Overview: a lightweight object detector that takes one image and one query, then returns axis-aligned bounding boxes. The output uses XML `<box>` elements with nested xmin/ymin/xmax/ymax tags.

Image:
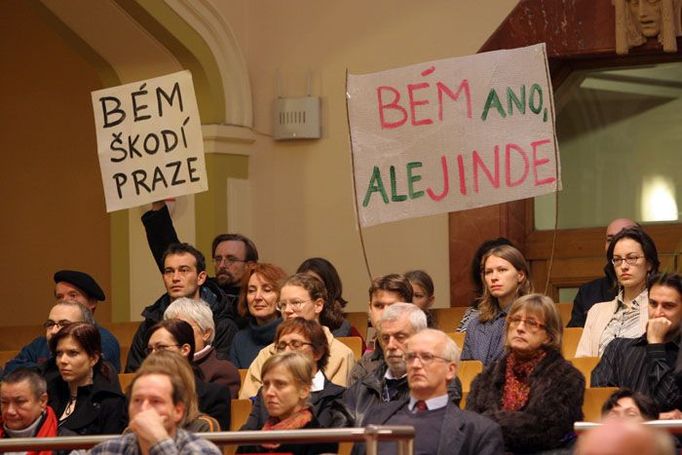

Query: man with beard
<box><xmin>142</xmin><ymin>201</ymin><xmax>258</xmax><ymax>325</ymax></box>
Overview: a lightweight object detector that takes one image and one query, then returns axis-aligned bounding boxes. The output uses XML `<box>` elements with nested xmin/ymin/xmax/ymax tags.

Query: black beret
<box><xmin>53</xmin><ymin>270</ymin><xmax>105</xmax><ymax>301</ymax></box>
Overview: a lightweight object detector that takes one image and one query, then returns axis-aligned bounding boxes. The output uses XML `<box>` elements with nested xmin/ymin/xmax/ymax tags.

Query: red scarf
<box><xmin>260</xmin><ymin>406</ymin><xmax>313</xmax><ymax>449</ymax></box>
<box><xmin>502</xmin><ymin>351</ymin><xmax>546</xmax><ymax>411</ymax></box>
<box><xmin>0</xmin><ymin>406</ymin><xmax>58</xmax><ymax>455</ymax></box>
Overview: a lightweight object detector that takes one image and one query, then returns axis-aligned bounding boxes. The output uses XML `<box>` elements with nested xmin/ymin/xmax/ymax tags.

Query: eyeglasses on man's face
<box><xmin>213</xmin><ymin>256</ymin><xmax>246</xmax><ymax>266</ymax></box>
<box><xmin>43</xmin><ymin>320</ymin><xmax>73</xmax><ymax>330</ymax></box>
<box><xmin>611</xmin><ymin>255</ymin><xmax>643</xmax><ymax>267</ymax></box>
<box><xmin>275</xmin><ymin>299</ymin><xmax>312</xmax><ymax>312</ymax></box>
<box><xmin>404</xmin><ymin>351</ymin><xmax>450</xmax><ymax>365</ymax></box>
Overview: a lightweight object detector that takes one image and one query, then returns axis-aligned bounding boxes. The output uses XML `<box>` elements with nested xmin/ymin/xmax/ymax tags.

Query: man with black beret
<box><xmin>52</xmin><ymin>270</ymin><xmax>121</xmax><ymax>372</ymax></box>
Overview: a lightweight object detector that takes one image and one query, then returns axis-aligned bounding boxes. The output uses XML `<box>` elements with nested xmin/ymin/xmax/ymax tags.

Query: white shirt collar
<box><xmin>311</xmin><ymin>370</ymin><xmax>325</xmax><ymax>392</ymax></box>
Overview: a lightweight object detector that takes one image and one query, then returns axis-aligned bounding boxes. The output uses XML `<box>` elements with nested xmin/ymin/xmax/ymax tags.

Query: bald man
<box><xmin>569</xmin><ymin>218</ymin><xmax>637</xmax><ymax>327</ymax></box>
<box><xmin>575</xmin><ymin>420</ymin><xmax>674</xmax><ymax>455</ymax></box>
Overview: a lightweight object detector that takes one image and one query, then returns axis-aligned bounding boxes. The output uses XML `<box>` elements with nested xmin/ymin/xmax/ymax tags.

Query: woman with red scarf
<box><xmin>237</xmin><ymin>351</ymin><xmax>337</xmax><ymax>455</ymax></box>
<box><xmin>466</xmin><ymin>294</ymin><xmax>585</xmax><ymax>454</ymax></box>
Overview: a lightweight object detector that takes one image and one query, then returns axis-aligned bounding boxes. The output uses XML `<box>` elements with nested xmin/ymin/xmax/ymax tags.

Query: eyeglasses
<box><xmin>611</xmin><ymin>255</ymin><xmax>643</xmax><ymax>267</ymax></box>
<box><xmin>43</xmin><ymin>320</ymin><xmax>73</xmax><ymax>330</ymax></box>
<box><xmin>274</xmin><ymin>340</ymin><xmax>313</xmax><ymax>352</ymax></box>
<box><xmin>508</xmin><ymin>316</ymin><xmax>546</xmax><ymax>331</ymax></box>
<box><xmin>145</xmin><ymin>344</ymin><xmax>181</xmax><ymax>355</ymax></box>
<box><xmin>404</xmin><ymin>352</ymin><xmax>450</xmax><ymax>365</ymax></box>
<box><xmin>276</xmin><ymin>299</ymin><xmax>312</xmax><ymax>312</ymax></box>
<box><xmin>213</xmin><ymin>256</ymin><xmax>246</xmax><ymax>266</ymax></box>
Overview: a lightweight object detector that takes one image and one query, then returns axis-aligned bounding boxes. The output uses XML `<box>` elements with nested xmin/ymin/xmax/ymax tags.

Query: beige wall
<box><xmin>215</xmin><ymin>1</ymin><xmax>517</xmax><ymax>311</ymax></box>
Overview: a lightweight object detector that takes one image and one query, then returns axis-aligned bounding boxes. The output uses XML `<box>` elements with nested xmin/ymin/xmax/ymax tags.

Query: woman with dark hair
<box><xmin>237</xmin><ymin>352</ymin><xmax>338</xmax><ymax>455</ymax></box>
<box><xmin>576</xmin><ymin>227</ymin><xmax>660</xmax><ymax>357</ymax></box>
<box><xmin>242</xmin><ymin>318</ymin><xmax>350</xmax><ymax>431</ymax></box>
<box><xmin>297</xmin><ymin>257</ymin><xmax>363</xmax><ymax>339</ymax></box>
<box><xmin>457</xmin><ymin>238</ymin><xmax>514</xmax><ymax>332</ymax></box>
<box><xmin>405</xmin><ymin>270</ymin><xmax>436</xmax><ymax>327</ymax></box>
<box><xmin>461</xmin><ymin>244</ymin><xmax>532</xmax><ymax>365</ymax></box>
<box><xmin>467</xmin><ymin>294</ymin><xmax>585</xmax><ymax>453</ymax></box>
<box><xmin>146</xmin><ymin>319</ymin><xmax>231</xmax><ymax>430</ymax></box>
<box><xmin>230</xmin><ymin>263</ymin><xmax>287</xmax><ymax>368</ymax></box>
<box><xmin>45</xmin><ymin>322</ymin><xmax>127</xmax><ymax>435</ymax></box>
<box><xmin>601</xmin><ymin>388</ymin><xmax>658</xmax><ymax>422</ymax></box>
<box><xmin>240</xmin><ymin>273</ymin><xmax>355</xmax><ymax>399</ymax></box>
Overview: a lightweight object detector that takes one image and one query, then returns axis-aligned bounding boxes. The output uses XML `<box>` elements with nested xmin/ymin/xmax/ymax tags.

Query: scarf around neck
<box><xmin>261</xmin><ymin>406</ymin><xmax>313</xmax><ymax>449</ymax></box>
<box><xmin>502</xmin><ymin>350</ymin><xmax>547</xmax><ymax>411</ymax></box>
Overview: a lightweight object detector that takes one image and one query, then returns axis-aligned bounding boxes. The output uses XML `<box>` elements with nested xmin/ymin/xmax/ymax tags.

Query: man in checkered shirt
<box><xmin>89</xmin><ymin>370</ymin><xmax>220</xmax><ymax>454</ymax></box>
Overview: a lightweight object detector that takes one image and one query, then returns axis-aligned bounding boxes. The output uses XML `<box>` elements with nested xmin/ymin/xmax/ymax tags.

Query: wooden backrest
<box><xmin>230</xmin><ymin>398</ymin><xmax>253</xmax><ymax>431</ymax></box>
<box><xmin>99</xmin><ymin>321</ymin><xmax>141</xmax><ymax>348</ymax></box>
<box><xmin>337</xmin><ymin>336</ymin><xmax>363</xmax><ymax>361</ymax></box>
<box><xmin>447</xmin><ymin>332</ymin><xmax>466</xmax><ymax>350</ymax></box>
<box><xmin>557</xmin><ymin>302</ymin><xmax>573</xmax><ymax>327</ymax></box>
<box><xmin>118</xmin><ymin>373</ymin><xmax>135</xmax><ymax>393</ymax></box>
<box><xmin>583</xmin><ymin>387</ymin><xmax>618</xmax><ymax>422</ymax></box>
<box><xmin>432</xmin><ymin>307</ymin><xmax>467</xmax><ymax>332</ymax></box>
<box><xmin>562</xmin><ymin>327</ymin><xmax>583</xmax><ymax>359</ymax></box>
<box><xmin>458</xmin><ymin>360</ymin><xmax>483</xmax><ymax>393</ymax></box>
<box><xmin>569</xmin><ymin>356</ymin><xmax>600</xmax><ymax>387</ymax></box>
<box><xmin>345</xmin><ymin>311</ymin><xmax>368</xmax><ymax>340</ymax></box>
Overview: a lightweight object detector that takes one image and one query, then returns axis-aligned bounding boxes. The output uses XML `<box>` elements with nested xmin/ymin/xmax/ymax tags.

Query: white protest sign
<box><xmin>91</xmin><ymin>70</ymin><xmax>208</xmax><ymax>212</ymax></box>
<box><xmin>347</xmin><ymin>44</ymin><xmax>560</xmax><ymax>227</ymax></box>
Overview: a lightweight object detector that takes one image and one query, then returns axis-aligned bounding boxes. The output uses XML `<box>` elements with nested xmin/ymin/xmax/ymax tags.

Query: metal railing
<box><xmin>575</xmin><ymin>420</ymin><xmax>682</xmax><ymax>434</ymax></box>
<box><xmin>0</xmin><ymin>425</ymin><xmax>415</xmax><ymax>455</ymax></box>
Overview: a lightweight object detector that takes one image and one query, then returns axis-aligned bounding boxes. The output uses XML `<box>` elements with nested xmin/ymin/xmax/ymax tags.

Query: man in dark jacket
<box><xmin>125</xmin><ymin>243</ymin><xmax>238</xmax><ymax>372</ymax></box>
<box><xmin>142</xmin><ymin>201</ymin><xmax>258</xmax><ymax>323</ymax></box>
<box><xmin>345</xmin><ymin>304</ymin><xmax>461</xmax><ymax>426</ymax></box>
<box><xmin>354</xmin><ymin>329</ymin><xmax>502</xmax><ymax>455</ymax></box>
<box><xmin>569</xmin><ymin>218</ymin><xmax>636</xmax><ymax>327</ymax></box>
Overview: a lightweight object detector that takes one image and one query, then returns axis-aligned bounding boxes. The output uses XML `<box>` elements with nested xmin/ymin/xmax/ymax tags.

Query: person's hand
<box><xmin>659</xmin><ymin>409</ymin><xmax>682</xmax><ymax>420</ymax></box>
<box><xmin>128</xmin><ymin>408</ymin><xmax>170</xmax><ymax>446</ymax></box>
<box><xmin>151</xmin><ymin>201</ymin><xmax>166</xmax><ymax>211</ymax></box>
<box><xmin>647</xmin><ymin>317</ymin><xmax>672</xmax><ymax>344</ymax></box>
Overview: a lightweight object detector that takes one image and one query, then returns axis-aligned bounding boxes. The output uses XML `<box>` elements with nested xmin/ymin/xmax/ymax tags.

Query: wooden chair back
<box><xmin>562</xmin><ymin>327</ymin><xmax>583</xmax><ymax>359</ymax></box>
<box><xmin>583</xmin><ymin>387</ymin><xmax>618</xmax><ymax>422</ymax></box>
<box><xmin>337</xmin><ymin>336</ymin><xmax>363</xmax><ymax>361</ymax></box>
<box><xmin>432</xmin><ymin>307</ymin><xmax>467</xmax><ymax>332</ymax></box>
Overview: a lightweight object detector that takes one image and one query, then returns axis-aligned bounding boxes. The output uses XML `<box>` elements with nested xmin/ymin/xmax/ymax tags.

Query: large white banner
<box><xmin>347</xmin><ymin>44</ymin><xmax>561</xmax><ymax>227</ymax></box>
<box><xmin>91</xmin><ymin>70</ymin><xmax>208</xmax><ymax>212</ymax></box>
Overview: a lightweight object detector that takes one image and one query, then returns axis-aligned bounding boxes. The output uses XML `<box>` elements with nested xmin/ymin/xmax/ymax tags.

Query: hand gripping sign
<box><xmin>346</xmin><ymin>44</ymin><xmax>561</xmax><ymax>227</ymax></box>
<box><xmin>91</xmin><ymin>70</ymin><xmax>208</xmax><ymax>212</ymax></box>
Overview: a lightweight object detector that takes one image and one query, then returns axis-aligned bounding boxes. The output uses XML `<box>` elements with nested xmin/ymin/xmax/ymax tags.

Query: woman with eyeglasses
<box><xmin>237</xmin><ymin>351</ymin><xmax>339</xmax><ymax>455</ymax></box>
<box><xmin>242</xmin><ymin>318</ymin><xmax>351</xmax><ymax>432</ymax></box>
<box><xmin>44</xmin><ymin>322</ymin><xmax>127</xmax><ymax>435</ymax></box>
<box><xmin>467</xmin><ymin>294</ymin><xmax>585</xmax><ymax>453</ymax></box>
<box><xmin>576</xmin><ymin>227</ymin><xmax>659</xmax><ymax>357</ymax></box>
<box><xmin>461</xmin><ymin>244</ymin><xmax>532</xmax><ymax>366</ymax></box>
<box><xmin>229</xmin><ymin>263</ymin><xmax>287</xmax><ymax>368</ymax></box>
<box><xmin>146</xmin><ymin>319</ymin><xmax>231</xmax><ymax>430</ymax></box>
<box><xmin>239</xmin><ymin>273</ymin><xmax>355</xmax><ymax>399</ymax></box>
<box><xmin>163</xmin><ymin>298</ymin><xmax>241</xmax><ymax>398</ymax></box>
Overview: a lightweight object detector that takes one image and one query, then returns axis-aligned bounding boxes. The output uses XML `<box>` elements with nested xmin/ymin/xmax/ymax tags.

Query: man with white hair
<box><xmin>164</xmin><ymin>298</ymin><xmax>240</xmax><ymax>397</ymax></box>
<box><xmin>355</xmin><ymin>329</ymin><xmax>503</xmax><ymax>455</ymax></box>
<box><xmin>345</xmin><ymin>303</ymin><xmax>461</xmax><ymax>425</ymax></box>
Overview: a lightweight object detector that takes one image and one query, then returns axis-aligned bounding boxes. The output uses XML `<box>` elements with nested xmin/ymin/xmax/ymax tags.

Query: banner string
<box><xmin>345</xmin><ymin>69</ymin><xmax>373</xmax><ymax>282</ymax></box>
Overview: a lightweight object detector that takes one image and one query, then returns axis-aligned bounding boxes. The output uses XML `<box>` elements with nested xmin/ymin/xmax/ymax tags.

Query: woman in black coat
<box><xmin>466</xmin><ymin>294</ymin><xmax>585</xmax><ymax>454</ymax></box>
<box><xmin>45</xmin><ymin>322</ymin><xmax>127</xmax><ymax>435</ymax></box>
